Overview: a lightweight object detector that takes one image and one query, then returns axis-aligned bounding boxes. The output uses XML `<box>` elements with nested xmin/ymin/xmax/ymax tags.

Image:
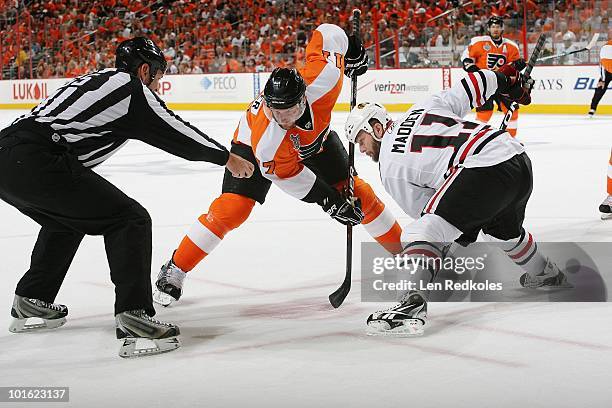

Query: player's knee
<box><xmin>482</xmin><ymin>228</ymin><xmax>521</xmax><ymax>243</ymax></box>
<box><xmin>401</xmin><ymin>214</ymin><xmax>462</xmax><ymax>244</ymax></box>
<box><xmin>204</xmin><ymin>193</ymin><xmax>255</xmax><ymax>234</ymax></box>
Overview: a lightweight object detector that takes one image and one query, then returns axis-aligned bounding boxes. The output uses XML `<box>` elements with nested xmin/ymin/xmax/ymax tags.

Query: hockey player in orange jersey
<box><xmin>600</xmin><ymin>148</ymin><xmax>612</xmax><ymax>220</ymax></box>
<box><xmin>153</xmin><ymin>23</ymin><xmax>404</xmax><ymax>306</ymax></box>
<box><xmin>461</xmin><ymin>16</ymin><xmax>525</xmax><ymax>137</ymax></box>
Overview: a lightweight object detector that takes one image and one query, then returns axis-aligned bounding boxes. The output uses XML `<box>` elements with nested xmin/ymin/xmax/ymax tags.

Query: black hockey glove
<box><xmin>344</xmin><ymin>34</ymin><xmax>368</xmax><ymax>77</ymax></box>
<box><xmin>462</xmin><ymin>58</ymin><xmax>479</xmax><ymax>73</ymax></box>
<box><xmin>497</xmin><ymin>64</ymin><xmax>534</xmax><ymax>106</ymax></box>
<box><xmin>511</xmin><ymin>58</ymin><xmax>527</xmax><ymax>71</ymax></box>
<box><xmin>322</xmin><ymin>192</ymin><xmax>364</xmax><ymax>226</ymax></box>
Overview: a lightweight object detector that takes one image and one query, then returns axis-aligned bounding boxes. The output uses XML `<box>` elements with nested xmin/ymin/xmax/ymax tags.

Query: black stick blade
<box><xmin>329</xmin><ymin>280</ymin><xmax>351</xmax><ymax>309</ymax></box>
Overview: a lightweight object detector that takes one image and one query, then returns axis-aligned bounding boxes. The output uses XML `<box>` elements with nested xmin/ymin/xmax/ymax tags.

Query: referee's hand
<box><xmin>226</xmin><ymin>153</ymin><xmax>254</xmax><ymax>178</ymax></box>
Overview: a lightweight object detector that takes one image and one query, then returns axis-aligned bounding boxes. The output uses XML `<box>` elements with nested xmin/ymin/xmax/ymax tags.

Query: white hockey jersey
<box><xmin>378</xmin><ymin>69</ymin><xmax>525</xmax><ymax>219</ymax></box>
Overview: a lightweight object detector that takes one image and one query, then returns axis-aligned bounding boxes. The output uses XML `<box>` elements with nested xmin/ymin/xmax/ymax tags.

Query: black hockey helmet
<box><xmin>264</xmin><ymin>67</ymin><xmax>306</xmax><ymax>109</ymax></box>
<box><xmin>487</xmin><ymin>16</ymin><xmax>504</xmax><ymax>28</ymax></box>
<box><xmin>115</xmin><ymin>37</ymin><xmax>167</xmax><ymax>81</ymax></box>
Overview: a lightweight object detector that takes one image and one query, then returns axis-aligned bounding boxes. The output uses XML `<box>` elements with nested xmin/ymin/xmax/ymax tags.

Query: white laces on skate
<box><xmin>130</xmin><ymin>310</ymin><xmax>174</xmax><ymax>327</ymax></box>
<box><xmin>30</xmin><ymin>298</ymin><xmax>64</xmax><ymax>312</ymax></box>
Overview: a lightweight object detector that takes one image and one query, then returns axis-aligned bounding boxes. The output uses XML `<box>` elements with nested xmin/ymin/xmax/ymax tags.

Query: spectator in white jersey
<box><xmin>343</xmin><ymin>63</ymin><xmax>572</xmax><ymax>337</ymax></box>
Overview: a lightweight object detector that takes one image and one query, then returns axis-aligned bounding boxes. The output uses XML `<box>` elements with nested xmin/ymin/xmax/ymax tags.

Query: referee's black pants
<box><xmin>0</xmin><ymin>131</ymin><xmax>155</xmax><ymax>316</ymax></box>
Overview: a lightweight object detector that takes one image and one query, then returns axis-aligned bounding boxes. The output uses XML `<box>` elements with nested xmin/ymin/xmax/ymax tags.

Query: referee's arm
<box><xmin>129</xmin><ymin>79</ymin><xmax>230</xmax><ymax>165</ymax></box>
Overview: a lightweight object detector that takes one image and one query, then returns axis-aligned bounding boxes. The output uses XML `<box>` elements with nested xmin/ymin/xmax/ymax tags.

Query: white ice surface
<box><xmin>0</xmin><ymin>110</ymin><xmax>611</xmax><ymax>408</ymax></box>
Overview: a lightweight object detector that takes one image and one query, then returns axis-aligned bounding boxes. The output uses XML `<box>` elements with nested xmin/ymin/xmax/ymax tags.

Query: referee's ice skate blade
<box><xmin>118</xmin><ymin>337</ymin><xmax>180</xmax><ymax>358</ymax></box>
<box><xmin>9</xmin><ymin>316</ymin><xmax>66</xmax><ymax>333</ymax></box>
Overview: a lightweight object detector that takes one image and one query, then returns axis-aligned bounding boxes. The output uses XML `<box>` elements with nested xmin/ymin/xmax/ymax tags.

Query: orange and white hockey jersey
<box><xmin>600</xmin><ymin>40</ymin><xmax>612</xmax><ymax>75</ymax></box>
<box><xmin>233</xmin><ymin>23</ymin><xmax>347</xmax><ymax>200</ymax></box>
<box><xmin>461</xmin><ymin>35</ymin><xmax>521</xmax><ymax>70</ymax></box>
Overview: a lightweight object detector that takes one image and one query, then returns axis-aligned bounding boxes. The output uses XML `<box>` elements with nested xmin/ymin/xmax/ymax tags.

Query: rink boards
<box><xmin>0</xmin><ymin>65</ymin><xmax>610</xmax><ymax>114</ymax></box>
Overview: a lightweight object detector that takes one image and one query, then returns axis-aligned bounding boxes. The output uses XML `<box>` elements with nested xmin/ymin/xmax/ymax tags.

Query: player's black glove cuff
<box><xmin>462</xmin><ymin>58</ymin><xmax>479</xmax><ymax>73</ymax></box>
<box><xmin>344</xmin><ymin>35</ymin><xmax>368</xmax><ymax>77</ymax></box>
<box><xmin>322</xmin><ymin>191</ymin><xmax>365</xmax><ymax>226</ymax></box>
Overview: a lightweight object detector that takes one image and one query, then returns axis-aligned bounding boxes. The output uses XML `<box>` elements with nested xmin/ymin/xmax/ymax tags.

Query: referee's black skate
<box><xmin>9</xmin><ymin>295</ymin><xmax>68</xmax><ymax>333</ymax></box>
<box><xmin>519</xmin><ymin>258</ymin><xmax>573</xmax><ymax>289</ymax></box>
<box><xmin>599</xmin><ymin>195</ymin><xmax>612</xmax><ymax>220</ymax></box>
<box><xmin>153</xmin><ymin>258</ymin><xmax>186</xmax><ymax>307</ymax></box>
<box><xmin>115</xmin><ymin>309</ymin><xmax>180</xmax><ymax>358</ymax></box>
<box><xmin>366</xmin><ymin>292</ymin><xmax>427</xmax><ymax>337</ymax></box>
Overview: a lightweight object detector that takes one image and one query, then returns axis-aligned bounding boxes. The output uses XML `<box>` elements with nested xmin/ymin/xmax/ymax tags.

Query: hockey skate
<box><xmin>519</xmin><ymin>258</ymin><xmax>573</xmax><ymax>289</ymax></box>
<box><xmin>588</xmin><ymin>108</ymin><xmax>595</xmax><ymax>118</ymax></box>
<box><xmin>153</xmin><ymin>258</ymin><xmax>186</xmax><ymax>307</ymax></box>
<box><xmin>115</xmin><ymin>309</ymin><xmax>180</xmax><ymax>358</ymax></box>
<box><xmin>599</xmin><ymin>195</ymin><xmax>612</xmax><ymax>220</ymax></box>
<box><xmin>9</xmin><ymin>295</ymin><xmax>68</xmax><ymax>333</ymax></box>
<box><xmin>366</xmin><ymin>292</ymin><xmax>427</xmax><ymax>337</ymax></box>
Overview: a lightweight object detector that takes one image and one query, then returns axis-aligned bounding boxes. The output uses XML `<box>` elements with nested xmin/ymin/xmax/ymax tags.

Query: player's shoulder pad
<box><xmin>313</xmin><ymin>23</ymin><xmax>349</xmax><ymax>55</ymax></box>
<box><xmin>503</xmin><ymin>38</ymin><xmax>520</xmax><ymax>51</ymax></box>
<box><xmin>469</xmin><ymin>35</ymin><xmax>492</xmax><ymax>45</ymax></box>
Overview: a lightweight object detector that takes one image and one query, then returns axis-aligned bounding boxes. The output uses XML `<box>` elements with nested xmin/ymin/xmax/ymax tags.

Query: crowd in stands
<box><xmin>0</xmin><ymin>0</ymin><xmax>610</xmax><ymax>79</ymax></box>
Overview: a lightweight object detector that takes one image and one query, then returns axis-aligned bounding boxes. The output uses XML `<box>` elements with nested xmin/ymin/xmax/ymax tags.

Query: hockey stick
<box><xmin>329</xmin><ymin>8</ymin><xmax>360</xmax><ymax>309</ymax></box>
<box><xmin>426</xmin><ymin>1</ymin><xmax>473</xmax><ymax>24</ymax></box>
<box><xmin>500</xmin><ymin>33</ymin><xmax>546</xmax><ymax>131</ymax></box>
<box><xmin>537</xmin><ymin>33</ymin><xmax>600</xmax><ymax>62</ymax></box>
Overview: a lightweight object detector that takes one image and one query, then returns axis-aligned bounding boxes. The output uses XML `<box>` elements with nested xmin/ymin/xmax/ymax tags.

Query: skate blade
<box><xmin>9</xmin><ymin>317</ymin><xmax>66</xmax><ymax>333</ymax></box>
<box><xmin>152</xmin><ymin>289</ymin><xmax>175</xmax><ymax>307</ymax></box>
<box><xmin>366</xmin><ymin>319</ymin><xmax>425</xmax><ymax>337</ymax></box>
<box><xmin>601</xmin><ymin>213</ymin><xmax>612</xmax><ymax>220</ymax></box>
<box><xmin>118</xmin><ymin>336</ymin><xmax>181</xmax><ymax>358</ymax></box>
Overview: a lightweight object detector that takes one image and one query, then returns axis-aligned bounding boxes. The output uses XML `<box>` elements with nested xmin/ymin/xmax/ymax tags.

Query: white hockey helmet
<box><xmin>345</xmin><ymin>102</ymin><xmax>391</xmax><ymax>143</ymax></box>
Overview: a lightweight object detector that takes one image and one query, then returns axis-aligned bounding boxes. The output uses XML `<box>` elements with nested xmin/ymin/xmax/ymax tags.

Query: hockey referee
<box><xmin>0</xmin><ymin>37</ymin><xmax>254</xmax><ymax>358</ymax></box>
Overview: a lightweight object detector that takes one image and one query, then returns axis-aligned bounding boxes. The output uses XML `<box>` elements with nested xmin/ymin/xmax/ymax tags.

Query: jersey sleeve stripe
<box><xmin>304</xmin><ymin>57</ymin><xmax>343</xmax><ymax>105</ymax></box>
<box><xmin>467</xmin><ymin>72</ymin><xmax>483</xmax><ymax>105</ymax></box>
<box><xmin>143</xmin><ymin>87</ymin><xmax>226</xmax><ymax>152</ymax></box>
<box><xmin>460</xmin><ymin>79</ymin><xmax>474</xmax><ymax>109</ymax></box>
<box><xmin>476</xmin><ymin>70</ymin><xmax>488</xmax><ymax>101</ymax></box>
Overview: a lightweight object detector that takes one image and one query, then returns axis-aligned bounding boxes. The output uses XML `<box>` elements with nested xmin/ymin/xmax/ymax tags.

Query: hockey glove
<box><xmin>322</xmin><ymin>192</ymin><xmax>365</xmax><ymax>226</ymax></box>
<box><xmin>462</xmin><ymin>58</ymin><xmax>479</xmax><ymax>73</ymax></box>
<box><xmin>344</xmin><ymin>34</ymin><xmax>368</xmax><ymax>77</ymax></box>
<box><xmin>497</xmin><ymin>64</ymin><xmax>534</xmax><ymax>106</ymax></box>
<box><xmin>511</xmin><ymin>58</ymin><xmax>527</xmax><ymax>71</ymax></box>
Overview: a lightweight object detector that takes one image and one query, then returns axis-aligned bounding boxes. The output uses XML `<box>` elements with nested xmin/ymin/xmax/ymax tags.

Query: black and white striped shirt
<box><xmin>2</xmin><ymin>68</ymin><xmax>229</xmax><ymax>167</ymax></box>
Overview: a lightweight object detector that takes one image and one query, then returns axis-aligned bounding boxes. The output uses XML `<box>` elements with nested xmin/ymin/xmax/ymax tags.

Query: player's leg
<box><xmin>589</xmin><ymin>69</ymin><xmax>611</xmax><ymax>116</ymax></box>
<box><xmin>480</xmin><ymin>153</ymin><xmax>570</xmax><ymax>287</ymax></box>
<box><xmin>304</xmin><ymin>130</ymin><xmax>402</xmax><ymax>254</ymax></box>
<box><xmin>366</xmin><ymin>214</ymin><xmax>463</xmax><ymax>337</ymax></box>
<box><xmin>475</xmin><ymin>98</ymin><xmax>495</xmax><ymax>123</ymax></box>
<box><xmin>155</xmin><ymin>142</ymin><xmax>271</xmax><ymax>305</ymax></box>
<box><xmin>599</xmin><ymin>148</ymin><xmax>612</xmax><ymax>219</ymax></box>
